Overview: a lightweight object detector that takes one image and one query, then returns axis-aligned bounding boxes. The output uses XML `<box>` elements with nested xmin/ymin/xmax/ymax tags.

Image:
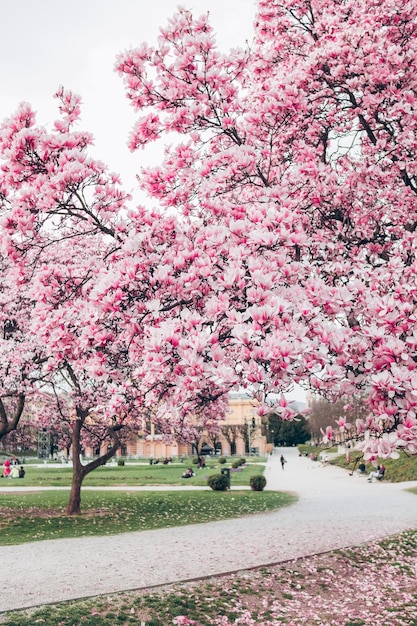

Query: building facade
<box><xmin>85</xmin><ymin>393</ymin><xmax>269</xmax><ymax>459</ymax></box>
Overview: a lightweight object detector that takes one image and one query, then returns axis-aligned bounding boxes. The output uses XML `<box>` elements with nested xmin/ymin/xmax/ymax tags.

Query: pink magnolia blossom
<box><xmin>321</xmin><ymin>426</ymin><xmax>333</xmax><ymax>444</ymax></box>
<box><xmin>173</xmin><ymin>616</ymin><xmax>196</xmax><ymax>625</ymax></box>
<box><xmin>335</xmin><ymin>417</ymin><xmax>352</xmax><ymax>431</ymax></box>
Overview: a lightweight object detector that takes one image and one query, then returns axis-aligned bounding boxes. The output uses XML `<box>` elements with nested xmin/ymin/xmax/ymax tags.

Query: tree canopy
<box><xmin>267</xmin><ymin>413</ymin><xmax>311</xmax><ymax>447</ymax></box>
<box><xmin>1</xmin><ymin>0</ymin><xmax>417</xmax><ymax>514</ymax></box>
<box><xmin>116</xmin><ymin>0</ymin><xmax>417</xmax><ymax>461</ymax></box>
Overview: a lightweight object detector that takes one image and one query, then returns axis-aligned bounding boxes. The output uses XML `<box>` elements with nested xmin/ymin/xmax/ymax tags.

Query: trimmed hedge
<box><xmin>232</xmin><ymin>457</ymin><xmax>247</xmax><ymax>469</ymax></box>
<box><xmin>207</xmin><ymin>474</ymin><xmax>229</xmax><ymax>491</ymax></box>
<box><xmin>250</xmin><ymin>475</ymin><xmax>267</xmax><ymax>491</ymax></box>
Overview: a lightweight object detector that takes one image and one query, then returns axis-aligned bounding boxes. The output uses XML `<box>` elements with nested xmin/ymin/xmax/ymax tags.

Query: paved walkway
<box><xmin>1</xmin><ymin>447</ymin><xmax>417</xmax><ymax>612</ymax></box>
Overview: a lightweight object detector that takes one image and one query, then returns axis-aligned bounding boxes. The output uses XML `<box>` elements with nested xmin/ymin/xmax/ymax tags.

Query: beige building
<box><xmin>221</xmin><ymin>393</ymin><xmax>269</xmax><ymax>456</ymax></box>
<box><xmin>88</xmin><ymin>393</ymin><xmax>269</xmax><ymax>459</ymax></box>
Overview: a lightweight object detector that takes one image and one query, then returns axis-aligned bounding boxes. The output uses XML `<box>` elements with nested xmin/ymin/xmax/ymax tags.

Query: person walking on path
<box><xmin>280</xmin><ymin>454</ymin><xmax>287</xmax><ymax>470</ymax></box>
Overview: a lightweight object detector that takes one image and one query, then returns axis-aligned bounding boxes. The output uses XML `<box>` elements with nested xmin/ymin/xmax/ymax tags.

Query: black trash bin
<box><xmin>221</xmin><ymin>467</ymin><xmax>231</xmax><ymax>489</ymax></box>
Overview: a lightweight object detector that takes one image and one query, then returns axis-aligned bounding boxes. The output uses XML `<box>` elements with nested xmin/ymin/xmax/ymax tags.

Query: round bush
<box><xmin>218</xmin><ymin>457</ymin><xmax>227</xmax><ymax>464</ymax></box>
<box><xmin>207</xmin><ymin>474</ymin><xmax>229</xmax><ymax>491</ymax></box>
<box><xmin>232</xmin><ymin>457</ymin><xmax>246</xmax><ymax>468</ymax></box>
<box><xmin>250</xmin><ymin>475</ymin><xmax>267</xmax><ymax>491</ymax></box>
<box><xmin>117</xmin><ymin>459</ymin><xmax>125</xmax><ymax>466</ymax></box>
<box><xmin>192</xmin><ymin>457</ymin><xmax>199</xmax><ymax>465</ymax></box>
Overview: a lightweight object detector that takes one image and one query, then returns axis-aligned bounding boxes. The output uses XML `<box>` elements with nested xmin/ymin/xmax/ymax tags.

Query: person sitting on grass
<box><xmin>377</xmin><ymin>465</ymin><xmax>386</xmax><ymax>480</ymax></box>
<box><xmin>18</xmin><ymin>466</ymin><xmax>25</xmax><ymax>478</ymax></box>
<box><xmin>182</xmin><ymin>467</ymin><xmax>194</xmax><ymax>479</ymax></box>
<box><xmin>356</xmin><ymin>462</ymin><xmax>367</xmax><ymax>476</ymax></box>
<box><xmin>10</xmin><ymin>465</ymin><xmax>19</xmax><ymax>479</ymax></box>
<box><xmin>367</xmin><ymin>465</ymin><xmax>386</xmax><ymax>483</ymax></box>
<box><xmin>2</xmin><ymin>459</ymin><xmax>11</xmax><ymax>478</ymax></box>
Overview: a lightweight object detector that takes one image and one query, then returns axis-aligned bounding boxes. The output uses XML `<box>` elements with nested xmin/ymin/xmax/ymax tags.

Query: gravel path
<box><xmin>1</xmin><ymin>447</ymin><xmax>417</xmax><ymax>612</ymax></box>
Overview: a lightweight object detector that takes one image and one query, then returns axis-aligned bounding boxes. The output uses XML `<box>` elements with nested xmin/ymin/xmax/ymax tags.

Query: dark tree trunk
<box><xmin>67</xmin><ymin>460</ymin><xmax>85</xmax><ymax>515</ymax></box>
<box><xmin>66</xmin><ymin>414</ymin><xmax>121</xmax><ymax>515</ymax></box>
<box><xmin>66</xmin><ymin>418</ymin><xmax>85</xmax><ymax>515</ymax></box>
<box><xmin>0</xmin><ymin>394</ymin><xmax>25</xmax><ymax>440</ymax></box>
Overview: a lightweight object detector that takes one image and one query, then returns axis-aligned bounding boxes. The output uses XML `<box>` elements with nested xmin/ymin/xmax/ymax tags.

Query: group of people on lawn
<box><xmin>1</xmin><ymin>458</ymin><xmax>25</xmax><ymax>479</ymax></box>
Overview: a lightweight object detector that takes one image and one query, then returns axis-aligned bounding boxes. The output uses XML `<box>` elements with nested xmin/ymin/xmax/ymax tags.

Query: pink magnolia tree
<box><xmin>115</xmin><ymin>0</ymin><xmax>417</xmax><ymax>462</ymax></box>
<box><xmin>0</xmin><ymin>91</ymin><xmax>155</xmax><ymax>513</ymax></box>
<box><xmin>0</xmin><ymin>88</ymin><xmax>229</xmax><ymax>513</ymax></box>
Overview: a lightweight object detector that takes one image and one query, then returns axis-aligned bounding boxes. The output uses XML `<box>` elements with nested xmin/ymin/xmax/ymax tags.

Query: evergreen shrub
<box><xmin>250</xmin><ymin>475</ymin><xmax>267</xmax><ymax>491</ymax></box>
<box><xmin>207</xmin><ymin>474</ymin><xmax>229</xmax><ymax>491</ymax></box>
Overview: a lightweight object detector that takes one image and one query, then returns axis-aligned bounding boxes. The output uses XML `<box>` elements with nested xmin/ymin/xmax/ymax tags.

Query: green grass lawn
<box><xmin>0</xmin><ymin>489</ymin><xmax>296</xmax><ymax>546</ymax></box>
<box><xmin>0</xmin><ymin>460</ymin><xmax>266</xmax><ymax>487</ymax></box>
<box><xmin>0</xmin><ymin>457</ymin><xmax>284</xmax><ymax>546</ymax></box>
<box><xmin>330</xmin><ymin>449</ymin><xmax>417</xmax><ymax>482</ymax></box>
<box><xmin>298</xmin><ymin>443</ymin><xmax>338</xmax><ymax>456</ymax></box>
<box><xmin>298</xmin><ymin>444</ymin><xmax>417</xmax><ymax>482</ymax></box>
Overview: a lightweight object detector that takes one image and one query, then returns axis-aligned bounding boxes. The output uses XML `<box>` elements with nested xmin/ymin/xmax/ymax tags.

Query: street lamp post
<box><xmin>245</xmin><ymin>415</ymin><xmax>257</xmax><ymax>455</ymax></box>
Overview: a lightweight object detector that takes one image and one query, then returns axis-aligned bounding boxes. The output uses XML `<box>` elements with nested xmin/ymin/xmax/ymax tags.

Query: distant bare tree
<box><xmin>237</xmin><ymin>423</ymin><xmax>250</xmax><ymax>454</ymax></box>
<box><xmin>205</xmin><ymin>429</ymin><xmax>222</xmax><ymax>456</ymax></box>
<box><xmin>221</xmin><ymin>425</ymin><xmax>239</xmax><ymax>456</ymax></box>
<box><xmin>308</xmin><ymin>395</ymin><xmax>368</xmax><ymax>444</ymax></box>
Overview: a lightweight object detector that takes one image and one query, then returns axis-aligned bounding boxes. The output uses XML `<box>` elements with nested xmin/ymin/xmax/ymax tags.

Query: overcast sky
<box><xmin>0</xmin><ymin>0</ymin><xmax>256</xmax><ymax>196</ymax></box>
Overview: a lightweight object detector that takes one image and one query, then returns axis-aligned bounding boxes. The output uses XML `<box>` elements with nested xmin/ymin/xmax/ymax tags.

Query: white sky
<box><xmin>0</xmin><ymin>0</ymin><xmax>256</xmax><ymax>196</ymax></box>
<box><xmin>0</xmin><ymin>0</ymin><xmax>306</xmax><ymax>405</ymax></box>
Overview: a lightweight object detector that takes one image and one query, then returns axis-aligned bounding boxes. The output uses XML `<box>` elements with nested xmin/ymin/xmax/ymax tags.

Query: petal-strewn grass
<box><xmin>2</xmin><ymin>529</ymin><xmax>416</xmax><ymax>625</ymax></box>
<box><xmin>0</xmin><ymin>490</ymin><xmax>296</xmax><ymax>545</ymax></box>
